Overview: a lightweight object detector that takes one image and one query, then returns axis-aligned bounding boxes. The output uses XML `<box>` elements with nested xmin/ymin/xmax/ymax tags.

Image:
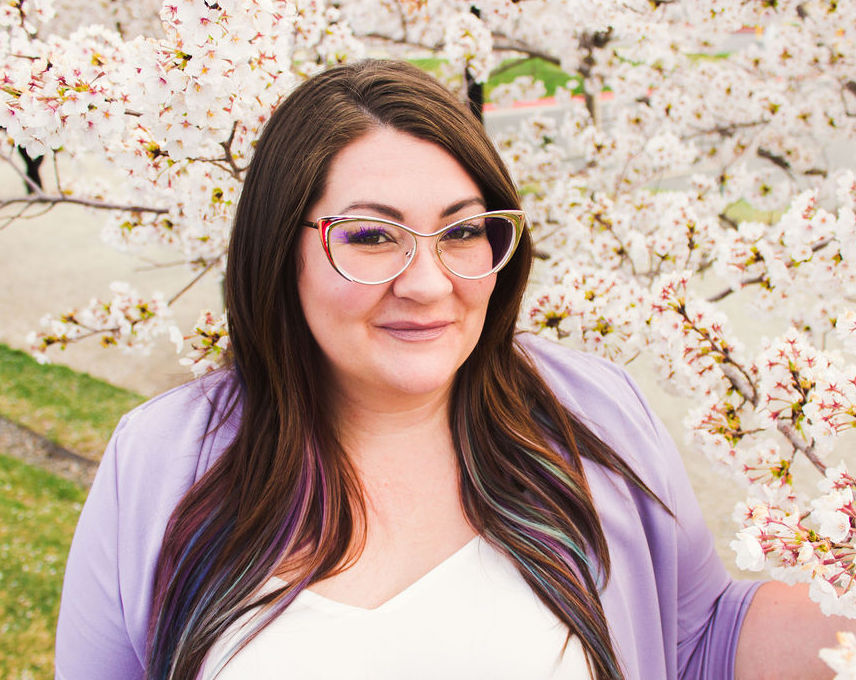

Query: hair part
<box><xmin>147</xmin><ymin>60</ymin><xmax>651</xmax><ymax>680</ymax></box>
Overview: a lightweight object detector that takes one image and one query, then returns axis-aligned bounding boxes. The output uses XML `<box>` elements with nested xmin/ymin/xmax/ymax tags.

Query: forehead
<box><xmin>315</xmin><ymin>127</ymin><xmax>483</xmax><ymax>218</ymax></box>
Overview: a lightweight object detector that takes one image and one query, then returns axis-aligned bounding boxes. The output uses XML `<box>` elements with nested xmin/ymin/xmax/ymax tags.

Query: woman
<box><xmin>55</xmin><ymin>60</ymin><xmax>847</xmax><ymax>680</ymax></box>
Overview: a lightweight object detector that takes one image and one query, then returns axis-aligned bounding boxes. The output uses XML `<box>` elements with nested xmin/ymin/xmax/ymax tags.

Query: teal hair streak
<box><xmin>490</xmin><ymin>526</ymin><xmax>622</xmax><ymax>679</ymax></box>
<box><xmin>454</xmin><ymin>399</ymin><xmax>622</xmax><ymax>679</ymax></box>
<box><xmin>464</xmin><ymin>447</ymin><xmax>595</xmax><ymax>574</ymax></box>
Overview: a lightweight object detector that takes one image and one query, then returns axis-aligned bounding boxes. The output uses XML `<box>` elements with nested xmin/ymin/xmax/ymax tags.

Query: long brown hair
<box><xmin>148</xmin><ymin>60</ymin><xmax>651</xmax><ymax>679</ymax></box>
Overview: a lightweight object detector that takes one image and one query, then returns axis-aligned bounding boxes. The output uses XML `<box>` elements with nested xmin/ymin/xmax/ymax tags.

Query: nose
<box><xmin>391</xmin><ymin>236</ymin><xmax>454</xmax><ymax>302</ymax></box>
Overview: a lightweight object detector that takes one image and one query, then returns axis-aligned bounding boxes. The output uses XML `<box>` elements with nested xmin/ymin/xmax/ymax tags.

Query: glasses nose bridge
<box><xmin>401</xmin><ymin>225</ymin><xmax>453</xmax><ymax>276</ymax></box>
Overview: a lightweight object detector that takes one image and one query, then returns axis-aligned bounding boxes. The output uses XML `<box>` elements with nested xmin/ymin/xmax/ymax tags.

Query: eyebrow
<box><xmin>338</xmin><ymin>197</ymin><xmax>486</xmax><ymax>222</ymax></box>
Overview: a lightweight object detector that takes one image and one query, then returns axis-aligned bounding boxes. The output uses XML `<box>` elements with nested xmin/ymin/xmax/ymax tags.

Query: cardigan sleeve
<box><xmin>619</xmin><ymin>367</ymin><xmax>762</xmax><ymax>680</ymax></box>
<box><xmin>55</xmin><ymin>374</ymin><xmax>239</xmax><ymax>680</ymax></box>
<box><xmin>517</xmin><ymin>332</ymin><xmax>761</xmax><ymax>680</ymax></box>
<box><xmin>55</xmin><ymin>416</ymin><xmax>145</xmax><ymax>680</ymax></box>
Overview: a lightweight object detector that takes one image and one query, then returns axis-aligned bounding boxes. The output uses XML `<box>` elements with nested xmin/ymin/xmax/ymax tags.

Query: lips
<box><xmin>377</xmin><ymin>321</ymin><xmax>452</xmax><ymax>341</ymax></box>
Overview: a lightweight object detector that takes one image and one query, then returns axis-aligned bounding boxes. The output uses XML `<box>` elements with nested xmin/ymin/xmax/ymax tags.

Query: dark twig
<box><xmin>1</xmin><ymin>149</ymin><xmax>44</xmax><ymax>194</ymax></box>
<box><xmin>757</xmin><ymin>147</ymin><xmax>794</xmax><ymax>178</ymax></box>
<box><xmin>17</xmin><ymin>146</ymin><xmax>43</xmax><ymax>193</ymax></box>
<box><xmin>219</xmin><ymin>120</ymin><xmax>244</xmax><ymax>178</ymax></box>
<box><xmin>0</xmin><ymin>202</ymin><xmax>37</xmax><ymax>230</ymax></box>
<box><xmin>0</xmin><ymin>193</ymin><xmax>170</xmax><ymax>214</ymax></box>
<box><xmin>167</xmin><ymin>258</ymin><xmax>222</xmax><ymax>306</ymax></box>
<box><xmin>682</xmin><ymin>120</ymin><xmax>767</xmax><ymax>140</ymax></box>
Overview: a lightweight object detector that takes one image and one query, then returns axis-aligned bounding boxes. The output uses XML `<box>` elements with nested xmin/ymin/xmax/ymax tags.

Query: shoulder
<box><xmin>517</xmin><ymin>335</ymin><xmax>759</xmax><ymax>676</ymax></box>
<box><xmin>119</xmin><ymin>368</ymin><xmax>240</xmax><ymax>442</ymax></box>
<box><xmin>56</xmin><ymin>370</ymin><xmax>244</xmax><ymax>672</ymax></box>
<box><xmin>108</xmin><ymin>369</ymin><xmax>241</xmax><ymax>516</ymax></box>
<box><xmin>115</xmin><ymin>371</ymin><xmax>240</xmax><ymax>455</ymax></box>
<box><xmin>516</xmin><ymin>333</ymin><xmax>660</xmax><ymax>447</ymax></box>
<box><xmin>515</xmin><ymin>332</ymin><xmax>677</xmax><ymax>506</ymax></box>
<box><xmin>517</xmin><ymin>333</ymin><xmax>635</xmax><ymax>394</ymax></box>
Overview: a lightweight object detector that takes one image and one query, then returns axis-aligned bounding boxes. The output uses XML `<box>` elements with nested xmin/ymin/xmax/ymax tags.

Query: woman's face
<box><xmin>297</xmin><ymin>127</ymin><xmax>496</xmax><ymax>405</ymax></box>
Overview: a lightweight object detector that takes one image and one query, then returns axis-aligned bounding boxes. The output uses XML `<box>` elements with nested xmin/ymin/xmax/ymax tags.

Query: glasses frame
<box><xmin>301</xmin><ymin>209</ymin><xmax>526</xmax><ymax>285</ymax></box>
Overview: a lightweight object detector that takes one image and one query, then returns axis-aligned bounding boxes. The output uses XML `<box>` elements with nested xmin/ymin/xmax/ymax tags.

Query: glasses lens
<box><xmin>327</xmin><ymin>219</ymin><xmax>414</xmax><ymax>283</ymax></box>
<box><xmin>438</xmin><ymin>215</ymin><xmax>515</xmax><ymax>277</ymax></box>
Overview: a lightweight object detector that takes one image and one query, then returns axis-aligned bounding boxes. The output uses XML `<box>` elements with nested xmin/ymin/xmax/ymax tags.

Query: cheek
<box><xmin>297</xmin><ymin>239</ymin><xmax>386</xmax><ymax>343</ymax></box>
<box><xmin>296</xmin><ymin>235</ymin><xmax>320</xmax><ymax>319</ymax></box>
<box><xmin>297</xmin><ymin>234</ymin><xmax>342</xmax><ymax>341</ymax></box>
<box><xmin>297</xmin><ymin>231</ymin><xmax>345</xmax><ymax>310</ymax></box>
<box><xmin>459</xmin><ymin>275</ymin><xmax>496</xmax><ymax>315</ymax></box>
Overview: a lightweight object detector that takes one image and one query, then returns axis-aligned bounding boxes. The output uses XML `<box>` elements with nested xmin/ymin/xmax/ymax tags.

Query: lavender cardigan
<box><xmin>55</xmin><ymin>334</ymin><xmax>760</xmax><ymax>679</ymax></box>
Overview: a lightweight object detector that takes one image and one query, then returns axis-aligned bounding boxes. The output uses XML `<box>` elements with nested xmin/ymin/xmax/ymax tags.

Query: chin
<box><xmin>384</xmin><ymin>376</ymin><xmax>454</xmax><ymax>397</ymax></box>
<box><xmin>374</xmin><ymin>364</ymin><xmax>461</xmax><ymax>398</ymax></box>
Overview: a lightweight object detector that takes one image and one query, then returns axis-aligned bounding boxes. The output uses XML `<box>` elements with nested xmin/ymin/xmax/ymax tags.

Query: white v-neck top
<box><xmin>201</xmin><ymin>536</ymin><xmax>592</xmax><ymax>679</ymax></box>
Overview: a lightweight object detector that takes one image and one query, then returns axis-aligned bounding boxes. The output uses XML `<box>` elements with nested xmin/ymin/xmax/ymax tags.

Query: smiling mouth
<box><xmin>378</xmin><ymin>322</ymin><xmax>451</xmax><ymax>341</ymax></box>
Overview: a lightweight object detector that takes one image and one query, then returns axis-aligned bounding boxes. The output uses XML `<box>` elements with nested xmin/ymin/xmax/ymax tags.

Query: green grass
<box><xmin>408</xmin><ymin>56</ymin><xmax>446</xmax><ymax>75</ymax></box>
<box><xmin>409</xmin><ymin>56</ymin><xmax>579</xmax><ymax>100</ymax></box>
<box><xmin>0</xmin><ymin>346</ymin><xmax>140</xmax><ymax>676</ymax></box>
<box><xmin>486</xmin><ymin>57</ymin><xmax>581</xmax><ymax>99</ymax></box>
<box><xmin>0</xmin><ymin>453</ymin><xmax>87</xmax><ymax>680</ymax></box>
<box><xmin>0</xmin><ymin>344</ymin><xmax>145</xmax><ymax>459</ymax></box>
<box><xmin>723</xmin><ymin>198</ymin><xmax>783</xmax><ymax>225</ymax></box>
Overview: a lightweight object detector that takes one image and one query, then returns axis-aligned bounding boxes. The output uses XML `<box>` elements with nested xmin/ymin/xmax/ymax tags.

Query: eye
<box><xmin>441</xmin><ymin>221</ymin><xmax>486</xmax><ymax>241</ymax></box>
<box><xmin>348</xmin><ymin>227</ymin><xmax>392</xmax><ymax>245</ymax></box>
<box><xmin>334</xmin><ymin>224</ymin><xmax>399</xmax><ymax>246</ymax></box>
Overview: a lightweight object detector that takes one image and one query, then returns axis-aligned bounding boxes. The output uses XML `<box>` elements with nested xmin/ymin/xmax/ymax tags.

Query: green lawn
<box><xmin>0</xmin><ymin>344</ymin><xmax>145</xmax><ymax>678</ymax></box>
<box><xmin>486</xmin><ymin>57</ymin><xmax>580</xmax><ymax>99</ymax></box>
<box><xmin>409</xmin><ymin>56</ymin><xmax>579</xmax><ymax>101</ymax></box>
<box><xmin>0</xmin><ymin>344</ymin><xmax>144</xmax><ymax>459</ymax></box>
<box><xmin>0</xmin><ymin>453</ymin><xmax>87</xmax><ymax>680</ymax></box>
<box><xmin>722</xmin><ymin>198</ymin><xmax>782</xmax><ymax>225</ymax></box>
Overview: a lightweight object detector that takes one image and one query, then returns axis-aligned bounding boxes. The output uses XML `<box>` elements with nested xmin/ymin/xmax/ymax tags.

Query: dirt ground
<box><xmin>1</xmin><ymin>159</ymin><xmax>759</xmax><ymax>578</ymax></box>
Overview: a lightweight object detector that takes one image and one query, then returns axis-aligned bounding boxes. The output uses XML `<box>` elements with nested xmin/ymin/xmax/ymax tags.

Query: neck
<box><xmin>332</xmin><ymin>377</ymin><xmax>457</xmax><ymax>490</ymax></box>
<box><xmin>333</xmin><ymin>381</ymin><xmax>470</xmax><ymax>548</ymax></box>
<box><xmin>335</xmin><ymin>382</ymin><xmax>454</xmax><ymax>463</ymax></box>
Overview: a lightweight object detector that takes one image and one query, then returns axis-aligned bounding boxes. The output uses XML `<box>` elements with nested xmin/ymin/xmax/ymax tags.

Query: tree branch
<box><xmin>0</xmin><ymin>202</ymin><xmax>38</xmax><ymax>230</ymax></box>
<box><xmin>679</xmin><ymin>307</ymin><xmax>825</xmax><ymax>473</ymax></box>
<box><xmin>841</xmin><ymin>80</ymin><xmax>856</xmax><ymax>118</ymax></box>
<box><xmin>492</xmin><ymin>39</ymin><xmax>560</xmax><ymax>66</ymax></box>
<box><xmin>719</xmin><ymin>211</ymin><xmax>739</xmax><ymax>230</ymax></box>
<box><xmin>218</xmin><ymin>120</ymin><xmax>246</xmax><ymax>178</ymax></box>
<box><xmin>489</xmin><ymin>56</ymin><xmax>534</xmax><ymax>78</ymax></box>
<box><xmin>682</xmin><ymin>119</ymin><xmax>768</xmax><ymax>140</ymax></box>
<box><xmin>0</xmin><ymin>193</ymin><xmax>169</xmax><ymax>214</ymax></box>
<box><xmin>757</xmin><ymin>147</ymin><xmax>794</xmax><ymax>178</ymax></box>
<box><xmin>167</xmin><ymin>258</ymin><xmax>222</xmax><ymax>306</ymax></box>
<box><xmin>676</xmin><ymin>306</ymin><xmax>758</xmax><ymax>405</ymax></box>
<box><xmin>51</xmin><ymin>150</ymin><xmax>63</xmax><ymax>194</ymax></box>
<box><xmin>593</xmin><ymin>211</ymin><xmax>638</xmax><ymax>275</ymax></box>
<box><xmin>706</xmin><ymin>238</ymin><xmax>832</xmax><ymax>303</ymax></box>
<box><xmin>1</xmin><ymin>149</ymin><xmax>43</xmax><ymax>194</ymax></box>
<box><xmin>777</xmin><ymin>420</ymin><xmax>826</xmax><ymax>474</ymax></box>
<box><xmin>360</xmin><ymin>31</ymin><xmax>438</xmax><ymax>52</ymax></box>
<box><xmin>359</xmin><ymin>29</ymin><xmax>563</xmax><ymax>68</ymax></box>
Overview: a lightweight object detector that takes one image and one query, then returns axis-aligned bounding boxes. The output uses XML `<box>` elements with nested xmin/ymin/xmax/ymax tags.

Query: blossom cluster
<box><xmin>481</xmin><ymin>3</ymin><xmax>856</xmax><ymax>667</ymax></box>
<box><xmin>822</xmin><ymin>631</ymin><xmax>856</xmax><ymax>680</ymax></box>
<box><xmin>177</xmin><ymin>310</ymin><xmax>230</xmax><ymax>377</ymax></box>
<box><xmin>26</xmin><ymin>282</ymin><xmax>177</xmax><ymax>363</ymax></box>
<box><xmin>487</xmin><ymin>75</ymin><xmax>546</xmax><ymax>109</ymax></box>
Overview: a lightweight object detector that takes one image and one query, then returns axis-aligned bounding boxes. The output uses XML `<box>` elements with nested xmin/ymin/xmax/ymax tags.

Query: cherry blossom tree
<box><xmin>3</xmin><ymin>0</ymin><xmax>856</xmax><ymax>672</ymax></box>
